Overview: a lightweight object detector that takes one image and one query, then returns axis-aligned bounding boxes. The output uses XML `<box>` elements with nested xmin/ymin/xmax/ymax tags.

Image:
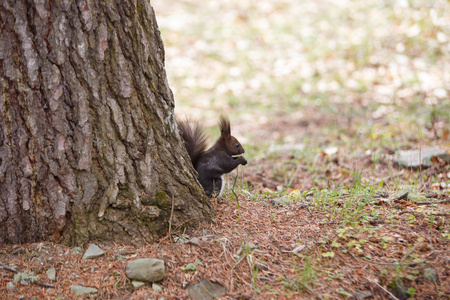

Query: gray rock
<box><xmin>152</xmin><ymin>283</ymin><xmax>163</xmax><ymax>292</ymax></box>
<box><xmin>354</xmin><ymin>290</ymin><xmax>372</xmax><ymax>299</ymax></box>
<box><xmin>125</xmin><ymin>258</ymin><xmax>165</xmax><ymax>282</ymax></box>
<box><xmin>46</xmin><ymin>268</ymin><xmax>56</xmax><ymax>281</ymax></box>
<box><xmin>131</xmin><ymin>280</ymin><xmax>146</xmax><ymax>289</ymax></box>
<box><xmin>82</xmin><ymin>244</ymin><xmax>105</xmax><ymax>260</ymax></box>
<box><xmin>70</xmin><ymin>285</ymin><xmax>98</xmax><ymax>295</ymax></box>
<box><xmin>188</xmin><ymin>279</ymin><xmax>227</xmax><ymax>300</ymax></box>
<box><xmin>6</xmin><ymin>282</ymin><xmax>16</xmax><ymax>291</ymax></box>
<box><xmin>394</xmin><ymin>147</ymin><xmax>450</xmax><ymax>169</ymax></box>
<box><xmin>236</xmin><ymin>242</ymin><xmax>258</xmax><ymax>256</ymax></box>
<box><xmin>187</xmin><ymin>237</ymin><xmax>200</xmax><ymax>246</ymax></box>
<box><xmin>246</xmin><ymin>242</ymin><xmax>257</xmax><ymax>250</ymax></box>
<box><xmin>395</xmin><ymin>189</ymin><xmax>409</xmax><ymax>200</ymax></box>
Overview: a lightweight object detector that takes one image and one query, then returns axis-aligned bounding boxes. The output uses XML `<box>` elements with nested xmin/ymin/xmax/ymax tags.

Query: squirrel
<box><xmin>178</xmin><ymin>115</ymin><xmax>247</xmax><ymax>196</ymax></box>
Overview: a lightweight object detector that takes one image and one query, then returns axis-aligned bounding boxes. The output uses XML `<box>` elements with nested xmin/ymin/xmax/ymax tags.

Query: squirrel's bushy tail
<box><xmin>177</xmin><ymin>119</ymin><xmax>208</xmax><ymax>167</ymax></box>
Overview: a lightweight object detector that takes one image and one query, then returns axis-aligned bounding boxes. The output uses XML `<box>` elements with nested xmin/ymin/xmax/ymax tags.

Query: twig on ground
<box><xmin>414</xmin><ymin>198</ymin><xmax>450</xmax><ymax>205</ymax></box>
<box><xmin>400</xmin><ymin>242</ymin><xmax>420</xmax><ymax>265</ymax></box>
<box><xmin>365</xmin><ymin>277</ymin><xmax>400</xmax><ymax>300</ymax></box>
<box><xmin>428</xmin><ymin>262</ymin><xmax>443</xmax><ymax>290</ymax></box>
<box><xmin>347</xmin><ymin>248</ymin><xmax>444</xmax><ymax>269</ymax></box>
<box><xmin>301</xmin><ymin>282</ymin><xmax>324</xmax><ymax>300</ymax></box>
<box><xmin>0</xmin><ymin>261</ymin><xmax>17</xmax><ymax>273</ymax></box>
<box><xmin>34</xmin><ymin>281</ymin><xmax>55</xmax><ymax>288</ymax></box>
<box><xmin>387</xmin><ymin>224</ymin><xmax>418</xmax><ymax>234</ymax></box>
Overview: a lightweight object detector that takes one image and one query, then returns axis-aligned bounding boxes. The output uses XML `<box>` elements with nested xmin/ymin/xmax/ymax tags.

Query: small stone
<box><xmin>6</xmin><ymin>282</ymin><xmax>16</xmax><ymax>291</ymax></box>
<box><xmin>292</xmin><ymin>245</ymin><xmax>306</xmax><ymax>254</ymax></box>
<box><xmin>125</xmin><ymin>258</ymin><xmax>165</xmax><ymax>282</ymax></box>
<box><xmin>394</xmin><ymin>147</ymin><xmax>450</xmax><ymax>169</ymax></box>
<box><xmin>375</xmin><ymin>191</ymin><xmax>389</xmax><ymax>198</ymax></box>
<box><xmin>187</xmin><ymin>237</ymin><xmax>200</xmax><ymax>246</ymax></box>
<box><xmin>152</xmin><ymin>283</ymin><xmax>163</xmax><ymax>292</ymax></box>
<box><xmin>70</xmin><ymin>285</ymin><xmax>98</xmax><ymax>295</ymax></box>
<box><xmin>237</xmin><ymin>242</ymin><xmax>258</xmax><ymax>256</ymax></box>
<box><xmin>131</xmin><ymin>281</ymin><xmax>145</xmax><ymax>289</ymax></box>
<box><xmin>395</xmin><ymin>189</ymin><xmax>409</xmax><ymax>200</ymax></box>
<box><xmin>188</xmin><ymin>279</ymin><xmax>227</xmax><ymax>300</ymax></box>
<box><xmin>46</xmin><ymin>268</ymin><xmax>56</xmax><ymax>281</ymax></box>
<box><xmin>324</xmin><ymin>146</ymin><xmax>338</xmax><ymax>156</ymax></box>
<box><xmin>82</xmin><ymin>244</ymin><xmax>105</xmax><ymax>260</ymax></box>
<box><xmin>247</xmin><ymin>242</ymin><xmax>257</xmax><ymax>250</ymax></box>
<box><xmin>354</xmin><ymin>290</ymin><xmax>372</xmax><ymax>299</ymax></box>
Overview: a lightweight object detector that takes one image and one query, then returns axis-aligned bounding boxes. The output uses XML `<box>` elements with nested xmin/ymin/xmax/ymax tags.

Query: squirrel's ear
<box><xmin>218</xmin><ymin>114</ymin><xmax>231</xmax><ymax>137</ymax></box>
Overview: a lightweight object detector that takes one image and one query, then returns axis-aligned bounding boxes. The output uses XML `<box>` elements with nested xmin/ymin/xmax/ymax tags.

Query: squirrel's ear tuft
<box><xmin>218</xmin><ymin>114</ymin><xmax>231</xmax><ymax>137</ymax></box>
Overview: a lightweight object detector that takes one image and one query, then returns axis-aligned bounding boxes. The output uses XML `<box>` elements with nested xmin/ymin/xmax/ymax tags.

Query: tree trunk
<box><xmin>0</xmin><ymin>0</ymin><xmax>211</xmax><ymax>246</ymax></box>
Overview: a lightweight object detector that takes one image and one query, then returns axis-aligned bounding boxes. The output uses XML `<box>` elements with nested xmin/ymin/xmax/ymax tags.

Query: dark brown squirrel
<box><xmin>178</xmin><ymin>115</ymin><xmax>247</xmax><ymax>196</ymax></box>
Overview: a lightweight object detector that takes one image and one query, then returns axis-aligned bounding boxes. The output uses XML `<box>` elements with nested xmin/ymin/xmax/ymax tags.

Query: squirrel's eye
<box><xmin>235</xmin><ymin>143</ymin><xmax>240</xmax><ymax>148</ymax></box>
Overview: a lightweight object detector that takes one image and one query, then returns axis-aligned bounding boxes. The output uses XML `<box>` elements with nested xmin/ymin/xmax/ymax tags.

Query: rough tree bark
<box><xmin>0</xmin><ymin>0</ymin><xmax>211</xmax><ymax>246</ymax></box>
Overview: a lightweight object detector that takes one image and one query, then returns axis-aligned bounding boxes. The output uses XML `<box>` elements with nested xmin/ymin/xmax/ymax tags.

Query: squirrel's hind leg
<box><xmin>202</xmin><ymin>177</ymin><xmax>224</xmax><ymax>197</ymax></box>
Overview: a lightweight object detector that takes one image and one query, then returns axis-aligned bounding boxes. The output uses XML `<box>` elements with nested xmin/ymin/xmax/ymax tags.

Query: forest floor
<box><xmin>1</xmin><ymin>0</ymin><xmax>450</xmax><ymax>299</ymax></box>
<box><xmin>0</xmin><ymin>143</ymin><xmax>449</xmax><ymax>300</ymax></box>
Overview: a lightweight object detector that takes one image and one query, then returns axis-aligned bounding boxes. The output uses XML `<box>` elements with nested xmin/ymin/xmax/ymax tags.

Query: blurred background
<box><xmin>152</xmin><ymin>0</ymin><xmax>449</xmax><ymax>190</ymax></box>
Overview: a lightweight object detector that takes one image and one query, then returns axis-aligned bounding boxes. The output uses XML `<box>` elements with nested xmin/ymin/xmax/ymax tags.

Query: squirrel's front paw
<box><xmin>241</xmin><ymin>158</ymin><xmax>248</xmax><ymax>165</ymax></box>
